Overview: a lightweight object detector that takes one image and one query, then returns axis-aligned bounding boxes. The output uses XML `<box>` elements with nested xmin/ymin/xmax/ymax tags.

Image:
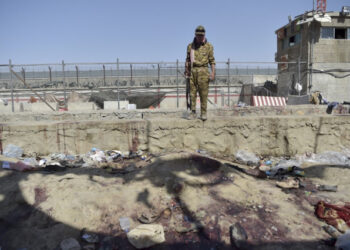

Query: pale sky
<box><xmin>0</xmin><ymin>0</ymin><xmax>348</xmax><ymax>64</ymax></box>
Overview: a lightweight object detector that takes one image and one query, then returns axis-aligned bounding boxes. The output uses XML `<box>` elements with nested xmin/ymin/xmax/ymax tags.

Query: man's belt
<box><xmin>192</xmin><ymin>65</ymin><xmax>208</xmax><ymax>68</ymax></box>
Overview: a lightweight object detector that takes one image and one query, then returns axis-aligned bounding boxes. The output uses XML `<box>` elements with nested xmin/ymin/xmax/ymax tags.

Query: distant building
<box><xmin>275</xmin><ymin>6</ymin><xmax>350</xmax><ymax>102</ymax></box>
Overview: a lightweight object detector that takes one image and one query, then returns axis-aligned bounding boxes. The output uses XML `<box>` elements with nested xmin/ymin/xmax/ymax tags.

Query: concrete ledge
<box><xmin>0</xmin><ymin>105</ymin><xmax>334</xmax><ymax>123</ymax></box>
<box><xmin>1</xmin><ymin>115</ymin><xmax>350</xmax><ymax>157</ymax></box>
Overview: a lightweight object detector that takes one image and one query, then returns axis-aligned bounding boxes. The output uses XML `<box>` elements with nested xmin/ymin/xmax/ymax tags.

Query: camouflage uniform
<box><xmin>186</xmin><ymin>27</ymin><xmax>215</xmax><ymax>117</ymax></box>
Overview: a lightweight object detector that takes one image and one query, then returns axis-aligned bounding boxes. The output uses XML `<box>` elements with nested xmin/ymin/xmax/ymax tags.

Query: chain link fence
<box><xmin>0</xmin><ymin>60</ymin><xmax>281</xmax><ymax>112</ymax></box>
<box><xmin>0</xmin><ymin>60</ymin><xmax>277</xmax><ymax>89</ymax></box>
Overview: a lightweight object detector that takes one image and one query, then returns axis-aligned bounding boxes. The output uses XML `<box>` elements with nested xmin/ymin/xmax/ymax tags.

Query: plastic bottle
<box><xmin>119</xmin><ymin>217</ymin><xmax>131</xmax><ymax>233</ymax></box>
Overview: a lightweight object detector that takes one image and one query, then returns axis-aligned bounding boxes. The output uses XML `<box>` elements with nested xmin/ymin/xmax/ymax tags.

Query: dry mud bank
<box><xmin>0</xmin><ymin>152</ymin><xmax>349</xmax><ymax>249</ymax></box>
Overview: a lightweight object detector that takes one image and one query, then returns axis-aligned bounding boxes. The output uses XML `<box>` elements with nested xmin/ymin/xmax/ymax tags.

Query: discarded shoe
<box><xmin>276</xmin><ymin>177</ymin><xmax>299</xmax><ymax>189</ymax></box>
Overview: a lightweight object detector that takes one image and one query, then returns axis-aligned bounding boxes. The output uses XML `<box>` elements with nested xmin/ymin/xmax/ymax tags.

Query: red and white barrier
<box><xmin>252</xmin><ymin>96</ymin><xmax>286</xmax><ymax>107</ymax></box>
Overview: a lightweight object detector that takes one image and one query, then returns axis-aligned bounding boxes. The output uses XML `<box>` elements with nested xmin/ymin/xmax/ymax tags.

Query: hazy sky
<box><xmin>0</xmin><ymin>0</ymin><xmax>348</xmax><ymax>64</ymax></box>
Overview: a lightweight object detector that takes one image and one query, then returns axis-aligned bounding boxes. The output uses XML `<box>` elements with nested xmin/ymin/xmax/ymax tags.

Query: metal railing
<box><xmin>0</xmin><ymin>59</ymin><xmax>278</xmax><ymax>88</ymax></box>
<box><xmin>0</xmin><ymin>59</ymin><xmax>285</xmax><ymax>112</ymax></box>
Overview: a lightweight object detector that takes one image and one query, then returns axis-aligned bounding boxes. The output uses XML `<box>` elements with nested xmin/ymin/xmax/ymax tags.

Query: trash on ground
<box><xmin>81</xmin><ymin>229</ymin><xmax>99</xmax><ymax>243</ymax></box>
<box><xmin>276</xmin><ymin>177</ymin><xmax>300</xmax><ymax>189</ymax></box>
<box><xmin>298</xmin><ymin>151</ymin><xmax>350</xmax><ymax>166</ymax></box>
<box><xmin>3</xmin><ymin>144</ymin><xmax>23</xmax><ymax>158</ymax></box>
<box><xmin>259</xmin><ymin>164</ymin><xmax>271</xmax><ymax>172</ymax></box>
<box><xmin>22</xmin><ymin>158</ymin><xmax>38</xmax><ymax>167</ymax></box>
<box><xmin>127</xmin><ymin>224</ymin><xmax>165</xmax><ymax>249</ymax></box>
<box><xmin>119</xmin><ymin>217</ymin><xmax>131</xmax><ymax>233</ymax></box>
<box><xmin>335</xmin><ymin>230</ymin><xmax>350</xmax><ymax>250</ymax></box>
<box><xmin>138</xmin><ymin>210</ymin><xmax>161</xmax><ymax>224</ymax></box>
<box><xmin>323</xmin><ymin>225</ymin><xmax>341</xmax><ymax>238</ymax></box>
<box><xmin>44</xmin><ymin>162</ymin><xmax>67</xmax><ymax>172</ymax></box>
<box><xmin>315</xmin><ymin>201</ymin><xmax>350</xmax><ymax>233</ymax></box>
<box><xmin>60</xmin><ymin>237</ymin><xmax>81</xmax><ymax>250</ymax></box>
<box><xmin>317</xmin><ymin>184</ymin><xmax>338</xmax><ymax>192</ymax></box>
<box><xmin>90</xmin><ymin>148</ymin><xmax>106</xmax><ymax>162</ymax></box>
<box><xmin>235</xmin><ymin>150</ymin><xmax>260</xmax><ymax>166</ymax></box>
<box><xmin>230</xmin><ymin>222</ymin><xmax>248</xmax><ymax>249</ymax></box>
<box><xmin>0</xmin><ymin>155</ymin><xmax>35</xmax><ymax>172</ymax></box>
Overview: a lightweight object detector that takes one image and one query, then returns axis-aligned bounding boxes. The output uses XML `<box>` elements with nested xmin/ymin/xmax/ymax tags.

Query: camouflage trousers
<box><xmin>190</xmin><ymin>67</ymin><xmax>209</xmax><ymax>115</ymax></box>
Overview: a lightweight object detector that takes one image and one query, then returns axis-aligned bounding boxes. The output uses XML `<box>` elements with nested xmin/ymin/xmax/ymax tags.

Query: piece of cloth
<box><xmin>186</xmin><ymin>38</ymin><xmax>215</xmax><ymax>115</ymax></box>
<box><xmin>315</xmin><ymin>201</ymin><xmax>350</xmax><ymax>232</ymax></box>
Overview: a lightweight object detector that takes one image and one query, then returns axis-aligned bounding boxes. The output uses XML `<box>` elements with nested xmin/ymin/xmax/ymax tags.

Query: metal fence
<box><xmin>0</xmin><ymin>59</ymin><xmax>278</xmax><ymax>89</ymax></box>
<box><xmin>0</xmin><ymin>59</ymin><xmax>282</xmax><ymax>113</ymax></box>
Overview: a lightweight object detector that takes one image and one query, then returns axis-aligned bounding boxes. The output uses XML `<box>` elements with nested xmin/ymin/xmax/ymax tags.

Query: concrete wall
<box><xmin>1</xmin><ymin>114</ymin><xmax>350</xmax><ymax>157</ymax></box>
<box><xmin>0</xmin><ymin>105</ymin><xmax>332</xmax><ymax>123</ymax></box>
<box><xmin>0</xmin><ymin>102</ymin><xmax>98</xmax><ymax>113</ymax></box>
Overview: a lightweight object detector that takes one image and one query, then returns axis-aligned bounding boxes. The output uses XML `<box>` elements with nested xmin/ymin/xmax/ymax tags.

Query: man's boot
<box><xmin>200</xmin><ymin>113</ymin><xmax>207</xmax><ymax>121</ymax></box>
<box><xmin>187</xmin><ymin>111</ymin><xmax>197</xmax><ymax>120</ymax></box>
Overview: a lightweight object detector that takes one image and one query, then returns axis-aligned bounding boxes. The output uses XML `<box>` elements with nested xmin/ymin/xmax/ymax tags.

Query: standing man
<box><xmin>185</xmin><ymin>25</ymin><xmax>215</xmax><ymax>121</ymax></box>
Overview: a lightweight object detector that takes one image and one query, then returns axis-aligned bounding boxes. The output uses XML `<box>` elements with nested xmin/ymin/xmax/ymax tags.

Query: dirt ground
<box><xmin>0</xmin><ymin>152</ymin><xmax>349</xmax><ymax>250</ymax></box>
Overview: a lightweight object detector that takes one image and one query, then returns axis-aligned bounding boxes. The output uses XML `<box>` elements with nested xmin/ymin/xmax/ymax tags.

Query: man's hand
<box><xmin>209</xmin><ymin>72</ymin><xmax>215</xmax><ymax>81</ymax></box>
<box><xmin>210</xmin><ymin>65</ymin><xmax>216</xmax><ymax>81</ymax></box>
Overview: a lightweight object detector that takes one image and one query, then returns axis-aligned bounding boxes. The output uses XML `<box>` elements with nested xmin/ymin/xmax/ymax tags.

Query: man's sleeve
<box><xmin>186</xmin><ymin>44</ymin><xmax>191</xmax><ymax>64</ymax></box>
<box><xmin>209</xmin><ymin>44</ymin><xmax>216</xmax><ymax>66</ymax></box>
<box><xmin>185</xmin><ymin>44</ymin><xmax>191</xmax><ymax>76</ymax></box>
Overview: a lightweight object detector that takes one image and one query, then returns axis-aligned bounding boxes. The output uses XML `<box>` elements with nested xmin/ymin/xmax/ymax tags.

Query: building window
<box><xmin>289</xmin><ymin>36</ymin><xmax>295</xmax><ymax>46</ymax></box>
<box><xmin>321</xmin><ymin>27</ymin><xmax>350</xmax><ymax>39</ymax></box>
<box><xmin>288</xmin><ymin>33</ymin><xmax>301</xmax><ymax>47</ymax></box>
<box><xmin>321</xmin><ymin>27</ymin><xmax>334</xmax><ymax>38</ymax></box>
<box><xmin>335</xmin><ymin>28</ymin><xmax>347</xmax><ymax>39</ymax></box>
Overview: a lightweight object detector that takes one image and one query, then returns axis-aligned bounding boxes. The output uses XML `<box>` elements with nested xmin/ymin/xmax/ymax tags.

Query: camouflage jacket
<box><xmin>186</xmin><ymin>39</ymin><xmax>215</xmax><ymax>74</ymax></box>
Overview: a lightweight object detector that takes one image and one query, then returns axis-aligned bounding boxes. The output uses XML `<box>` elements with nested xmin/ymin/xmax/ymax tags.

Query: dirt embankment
<box><xmin>0</xmin><ymin>152</ymin><xmax>349</xmax><ymax>249</ymax></box>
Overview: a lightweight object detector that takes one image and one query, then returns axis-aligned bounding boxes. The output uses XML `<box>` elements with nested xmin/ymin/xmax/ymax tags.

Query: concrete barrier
<box><xmin>1</xmin><ymin>112</ymin><xmax>350</xmax><ymax>157</ymax></box>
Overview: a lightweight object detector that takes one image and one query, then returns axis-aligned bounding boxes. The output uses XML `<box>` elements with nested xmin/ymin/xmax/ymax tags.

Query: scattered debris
<box><xmin>0</xmin><ymin>155</ymin><xmax>35</xmax><ymax>172</ymax></box>
<box><xmin>317</xmin><ymin>184</ymin><xmax>338</xmax><ymax>192</ymax></box>
<box><xmin>119</xmin><ymin>217</ymin><xmax>131</xmax><ymax>233</ymax></box>
<box><xmin>335</xmin><ymin>230</ymin><xmax>350</xmax><ymax>250</ymax></box>
<box><xmin>60</xmin><ymin>238</ymin><xmax>81</xmax><ymax>250</ymax></box>
<box><xmin>229</xmin><ymin>222</ymin><xmax>248</xmax><ymax>249</ymax></box>
<box><xmin>3</xmin><ymin>144</ymin><xmax>23</xmax><ymax>158</ymax></box>
<box><xmin>315</xmin><ymin>201</ymin><xmax>350</xmax><ymax>233</ymax></box>
<box><xmin>81</xmin><ymin>229</ymin><xmax>99</xmax><ymax>243</ymax></box>
<box><xmin>323</xmin><ymin>225</ymin><xmax>341</xmax><ymax>238</ymax></box>
<box><xmin>235</xmin><ymin>150</ymin><xmax>260</xmax><ymax>166</ymax></box>
<box><xmin>138</xmin><ymin>210</ymin><xmax>161</xmax><ymax>224</ymax></box>
<box><xmin>276</xmin><ymin>177</ymin><xmax>300</xmax><ymax>189</ymax></box>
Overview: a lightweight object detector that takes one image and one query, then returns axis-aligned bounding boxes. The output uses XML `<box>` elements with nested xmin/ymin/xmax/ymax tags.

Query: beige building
<box><xmin>275</xmin><ymin>6</ymin><xmax>350</xmax><ymax>102</ymax></box>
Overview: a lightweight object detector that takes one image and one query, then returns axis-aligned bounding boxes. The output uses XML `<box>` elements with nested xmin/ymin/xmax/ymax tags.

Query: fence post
<box><xmin>227</xmin><ymin>58</ymin><xmax>230</xmax><ymax>107</ymax></box>
<box><xmin>157</xmin><ymin>63</ymin><xmax>160</xmax><ymax>108</ymax></box>
<box><xmin>48</xmin><ymin>66</ymin><xmax>52</xmax><ymax>82</ymax></box>
<box><xmin>176</xmin><ymin>59</ymin><xmax>179</xmax><ymax>108</ymax></box>
<box><xmin>9</xmin><ymin>59</ymin><xmax>14</xmax><ymax>112</ymax></box>
<box><xmin>62</xmin><ymin>60</ymin><xmax>66</xmax><ymax>109</ymax></box>
<box><xmin>117</xmin><ymin>58</ymin><xmax>120</xmax><ymax>110</ymax></box>
<box><xmin>103</xmin><ymin>64</ymin><xmax>106</xmax><ymax>87</ymax></box>
<box><xmin>297</xmin><ymin>58</ymin><xmax>301</xmax><ymax>84</ymax></box>
<box><xmin>21</xmin><ymin>67</ymin><xmax>25</xmax><ymax>83</ymax></box>
<box><xmin>130</xmin><ymin>64</ymin><xmax>133</xmax><ymax>86</ymax></box>
<box><xmin>157</xmin><ymin>63</ymin><xmax>160</xmax><ymax>85</ymax></box>
<box><xmin>75</xmin><ymin>65</ymin><xmax>79</xmax><ymax>87</ymax></box>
